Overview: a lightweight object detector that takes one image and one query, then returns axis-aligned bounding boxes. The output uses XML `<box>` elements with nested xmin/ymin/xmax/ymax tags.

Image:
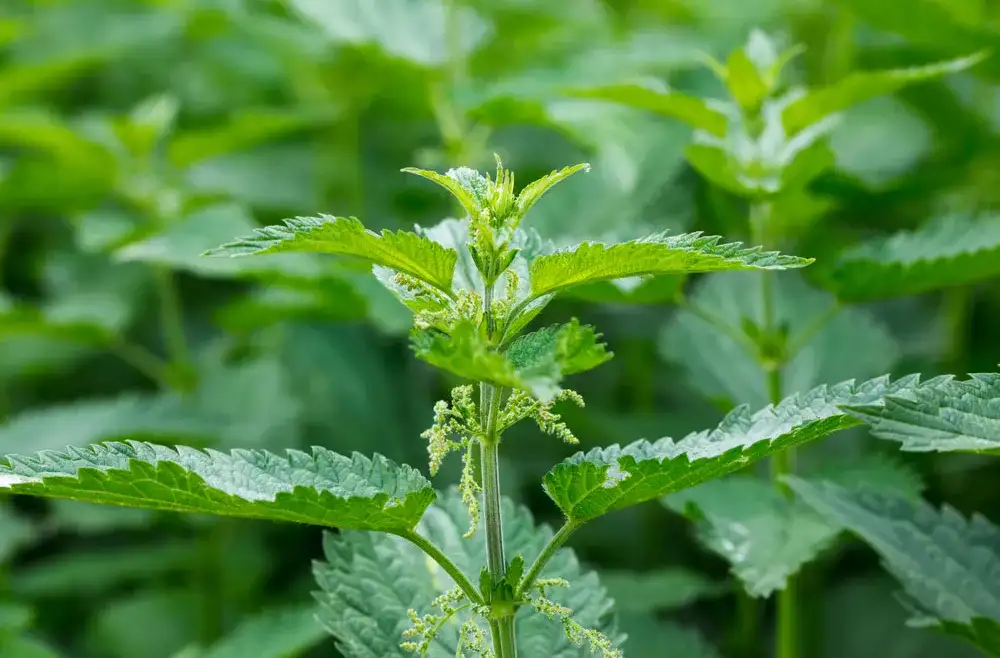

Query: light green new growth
<box><xmin>788</xmin><ymin>477</ymin><xmax>1000</xmax><ymax>655</ymax></box>
<box><xmin>822</xmin><ymin>213</ymin><xmax>1000</xmax><ymax>301</ymax></box>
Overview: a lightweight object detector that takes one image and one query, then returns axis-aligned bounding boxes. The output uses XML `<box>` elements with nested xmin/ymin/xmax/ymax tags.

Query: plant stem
<box><xmin>397</xmin><ymin>529</ymin><xmax>484</xmax><ymax>604</ymax></box>
<box><xmin>517</xmin><ymin>519</ymin><xmax>580</xmax><ymax>597</ymax></box>
<box><xmin>751</xmin><ymin>201</ymin><xmax>798</xmax><ymax>658</ymax></box>
<box><xmin>154</xmin><ymin>266</ymin><xmax>190</xmax><ymax>370</ymax></box>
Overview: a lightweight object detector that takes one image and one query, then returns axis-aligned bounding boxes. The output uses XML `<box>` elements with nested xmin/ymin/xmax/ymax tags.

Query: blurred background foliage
<box><xmin>1</xmin><ymin>0</ymin><xmax>999</xmax><ymax>657</ymax></box>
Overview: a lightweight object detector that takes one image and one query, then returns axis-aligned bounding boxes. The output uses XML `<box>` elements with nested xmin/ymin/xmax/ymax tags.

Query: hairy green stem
<box><xmin>396</xmin><ymin>529</ymin><xmax>484</xmax><ymax>605</ymax></box>
<box><xmin>517</xmin><ymin>519</ymin><xmax>580</xmax><ymax>598</ymax></box>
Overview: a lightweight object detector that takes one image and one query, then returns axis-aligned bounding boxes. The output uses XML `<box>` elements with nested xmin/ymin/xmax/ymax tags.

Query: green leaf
<box><xmin>412</xmin><ymin>319</ymin><xmax>609</xmax><ymax>401</ymax></box>
<box><xmin>842</xmin><ymin>372</ymin><xmax>1000</xmax><ymax>454</ymax></box>
<box><xmin>189</xmin><ymin>605</ymin><xmax>325</xmax><ymax>658</ymax></box>
<box><xmin>565</xmin><ymin>83</ymin><xmax>729</xmax><ymax>137</ymax></box>
<box><xmin>116</xmin><ymin>204</ymin><xmax>331</xmax><ymax>282</ymax></box>
<box><xmin>168</xmin><ymin>107</ymin><xmax>339</xmax><ymax>168</ymax></box>
<box><xmin>664</xmin><ymin>456</ymin><xmax>923</xmax><ymax>597</ymax></box>
<box><xmin>0</xmin><ymin>505</ymin><xmax>35</xmax><ymax>563</ymax></box>
<box><xmin>314</xmin><ymin>488</ymin><xmax>621</xmax><ymax>657</ymax></box>
<box><xmin>9</xmin><ymin>540</ymin><xmax>198</xmax><ymax>598</ymax></box>
<box><xmin>788</xmin><ymin>477</ymin><xmax>1000</xmax><ymax>654</ymax></box>
<box><xmin>505</xmin><ymin>319</ymin><xmax>613</xmax><ymax>378</ymax></box>
<box><xmin>528</xmin><ymin>232</ymin><xmax>812</xmax><ymax>300</ymax></box>
<box><xmin>598</xmin><ymin>568</ymin><xmax>724</xmax><ymax>613</ymax></box>
<box><xmin>617</xmin><ymin>615</ymin><xmax>722</xmax><ymax>658</ymax></box>
<box><xmin>821</xmin><ymin>213</ymin><xmax>1000</xmax><ymax>301</ymax></box>
<box><xmin>0</xmin><ymin>441</ymin><xmax>435</xmax><ymax>533</ymax></box>
<box><xmin>288</xmin><ymin>0</ymin><xmax>489</xmax><ymax>67</ymax></box>
<box><xmin>542</xmin><ymin>373</ymin><xmax>945</xmax><ymax>524</ymax></box>
<box><xmin>661</xmin><ymin>272</ymin><xmax>898</xmax><ymax>408</ymax></box>
<box><xmin>782</xmin><ymin>53</ymin><xmax>986</xmax><ymax>136</ymax></box>
<box><xmin>204</xmin><ymin>215</ymin><xmax>458</xmax><ymax>295</ymax></box>
<box><xmin>516</xmin><ymin>162</ymin><xmax>591</xmax><ymax>219</ymax></box>
<box><xmin>401</xmin><ymin>167</ymin><xmax>485</xmax><ymax>220</ymax></box>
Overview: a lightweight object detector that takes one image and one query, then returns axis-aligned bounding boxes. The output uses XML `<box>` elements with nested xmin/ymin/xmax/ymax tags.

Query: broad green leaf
<box><xmin>661</xmin><ymin>272</ymin><xmax>898</xmax><ymax>408</ymax></box>
<box><xmin>0</xmin><ymin>441</ymin><xmax>435</xmax><ymax>533</ymax></box>
<box><xmin>564</xmin><ymin>83</ymin><xmax>729</xmax><ymax>137</ymax></box>
<box><xmin>829</xmin><ymin>96</ymin><xmax>932</xmax><ymax>189</ymax></box>
<box><xmin>529</xmin><ymin>232</ymin><xmax>812</xmax><ymax>300</ymax></box>
<box><xmin>183</xmin><ymin>605</ymin><xmax>325</xmax><ymax>658</ymax></box>
<box><xmin>824</xmin><ymin>577</ymin><xmax>985</xmax><ymax>658</ymax></box>
<box><xmin>782</xmin><ymin>53</ymin><xmax>987</xmax><ymax>136</ymax></box>
<box><xmin>599</xmin><ymin>569</ymin><xmax>724</xmax><ymax>613</ymax></box>
<box><xmin>617</xmin><ymin>614</ymin><xmax>722</xmax><ymax>658</ymax></box>
<box><xmin>821</xmin><ymin>213</ymin><xmax>1000</xmax><ymax>301</ymax></box>
<box><xmin>664</xmin><ymin>456</ymin><xmax>923</xmax><ymax>597</ymax></box>
<box><xmin>411</xmin><ymin>319</ymin><xmax>609</xmax><ymax>401</ymax></box>
<box><xmin>0</xmin><ymin>505</ymin><xmax>35</xmax><ymax>563</ymax></box>
<box><xmin>0</xmin><ymin>351</ymin><xmax>300</xmax><ymax>453</ymax></box>
<box><xmin>542</xmin><ymin>373</ymin><xmax>945</xmax><ymax>524</ymax></box>
<box><xmin>788</xmin><ymin>478</ymin><xmax>1000</xmax><ymax>654</ymax></box>
<box><xmin>843</xmin><ymin>372</ymin><xmax>1000</xmax><ymax>454</ymax></box>
<box><xmin>288</xmin><ymin>0</ymin><xmax>489</xmax><ymax>67</ymax></box>
<box><xmin>168</xmin><ymin>107</ymin><xmax>339</xmax><ymax>168</ymax></box>
<box><xmin>204</xmin><ymin>215</ymin><xmax>458</xmax><ymax>294</ymax></box>
<box><xmin>314</xmin><ymin>488</ymin><xmax>621</xmax><ymax>657</ymax></box>
<box><xmin>115</xmin><ymin>204</ymin><xmax>331</xmax><ymax>282</ymax></box>
<box><xmin>10</xmin><ymin>540</ymin><xmax>198</xmax><ymax>598</ymax></box>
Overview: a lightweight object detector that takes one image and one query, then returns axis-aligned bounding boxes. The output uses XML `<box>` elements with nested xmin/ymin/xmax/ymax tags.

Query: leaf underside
<box><xmin>543</xmin><ymin>373</ymin><xmax>951</xmax><ymax>523</ymax></box>
<box><xmin>842</xmin><ymin>372</ymin><xmax>1000</xmax><ymax>454</ymax></box>
<box><xmin>0</xmin><ymin>441</ymin><xmax>435</xmax><ymax>533</ymax></box>
<box><xmin>314</xmin><ymin>488</ymin><xmax>622</xmax><ymax>657</ymax></box>
<box><xmin>528</xmin><ymin>231</ymin><xmax>812</xmax><ymax>299</ymax></box>
<box><xmin>788</xmin><ymin>477</ymin><xmax>1000</xmax><ymax>655</ymax></box>
<box><xmin>665</xmin><ymin>455</ymin><xmax>924</xmax><ymax>597</ymax></box>
<box><xmin>204</xmin><ymin>215</ymin><xmax>458</xmax><ymax>293</ymax></box>
<box><xmin>822</xmin><ymin>213</ymin><xmax>1000</xmax><ymax>301</ymax></box>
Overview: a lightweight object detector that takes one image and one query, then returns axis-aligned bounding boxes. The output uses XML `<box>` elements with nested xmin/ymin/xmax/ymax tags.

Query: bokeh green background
<box><xmin>2</xmin><ymin>0</ymin><xmax>999</xmax><ymax>657</ymax></box>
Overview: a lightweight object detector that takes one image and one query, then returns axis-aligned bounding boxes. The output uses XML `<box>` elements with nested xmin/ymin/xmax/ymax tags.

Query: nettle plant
<box><xmin>576</xmin><ymin>29</ymin><xmax>1000</xmax><ymax>657</ymax></box>
<box><xmin>0</xmin><ymin>157</ymin><xmax>996</xmax><ymax>657</ymax></box>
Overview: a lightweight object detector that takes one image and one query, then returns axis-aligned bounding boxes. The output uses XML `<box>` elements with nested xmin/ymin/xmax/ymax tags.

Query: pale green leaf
<box><xmin>598</xmin><ymin>569</ymin><xmax>724</xmax><ymax>613</ymax></box>
<box><xmin>543</xmin><ymin>373</ymin><xmax>945</xmax><ymax>524</ymax></box>
<box><xmin>0</xmin><ymin>635</ymin><xmax>63</xmax><ymax>658</ymax></box>
<box><xmin>661</xmin><ymin>272</ymin><xmax>898</xmax><ymax>408</ymax></box>
<box><xmin>822</xmin><ymin>213</ymin><xmax>1000</xmax><ymax>301</ymax></box>
<box><xmin>116</xmin><ymin>204</ymin><xmax>331</xmax><ymax>282</ymax></box>
<box><xmin>617</xmin><ymin>615</ymin><xmax>722</xmax><ymax>658</ymax></box>
<box><xmin>168</xmin><ymin>107</ymin><xmax>339</xmax><ymax>168</ymax></box>
<box><xmin>529</xmin><ymin>232</ymin><xmax>811</xmax><ymax>300</ymax></box>
<box><xmin>412</xmin><ymin>319</ymin><xmax>609</xmax><ymax>401</ymax></box>
<box><xmin>0</xmin><ymin>505</ymin><xmax>35</xmax><ymax>563</ymax></box>
<box><xmin>0</xmin><ymin>441</ymin><xmax>435</xmax><ymax>533</ymax></box>
<box><xmin>194</xmin><ymin>605</ymin><xmax>325</xmax><ymax>658</ymax></box>
<box><xmin>288</xmin><ymin>0</ymin><xmax>489</xmax><ymax>67</ymax></box>
<box><xmin>10</xmin><ymin>541</ymin><xmax>198</xmax><ymax>597</ymax></box>
<box><xmin>788</xmin><ymin>477</ymin><xmax>1000</xmax><ymax>654</ymax></box>
<box><xmin>516</xmin><ymin>163</ymin><xmax>591</xmax><ymax>218</ymax></box>
<box><xmin>565</xmin><ymin>83</ymin><xmax>729</xmax><ymax>137</ymax></box>
<box><xmin>782</xmin><ymin>53</ymin><xmax>986</xmax><ymax>136</ymax></box>
<box><xmin>843</xmin><ymin>372</ymin><xmax>1000</xmax><ymax>454</ymax></box>
<box><xmin>664</xmin><ymin>456</ymin><xmax>923</xmax><ymax>597</ymax></box>
<box><xmin>204</xmin><ymin>215</ymin><xmax>458</xmax><ymax>294</ymax></box>
<box><xmin>314</xmin><ymin>488</ymin><xmax>622</xmax><ymax>657</ymax></box>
